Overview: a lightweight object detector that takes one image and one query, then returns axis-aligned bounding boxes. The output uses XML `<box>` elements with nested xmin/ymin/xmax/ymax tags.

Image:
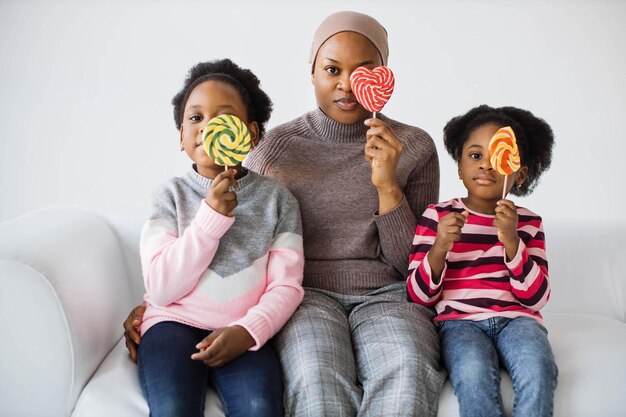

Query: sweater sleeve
<box><xmin>374</xmin><ymin>140</ymin><xmax>440</xmax><ymax>276</ymax></box>
<box><xmin>504</xmin><ymin>217</ymin><xmax>551</xmax><ymax>311</ymax></box>
<box><xmin>230</xmin><ymin>192</ymin><xmax>304</xmax><ymax>350</ymax></box>
<box><xmin>140</xmin><ymin>196</ymin><xmax>234</xmax><ymax>307</ymax></box>
<box><xmin>406</xmin><ymin>205</ymin><xmax>445</xmax><ymax>306</ymax></box>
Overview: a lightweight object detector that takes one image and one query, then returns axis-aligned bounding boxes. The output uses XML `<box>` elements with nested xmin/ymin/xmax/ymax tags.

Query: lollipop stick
<box><xmin>371</xmin><ymin>111</ymin><xmax>377</xmax><ymax>165</ymax></box>
<box><xmin>502</xmin><ymin>175</ymin><xmax>508</xmax><ymax>200</ymax></box>
<box><xmin>224</xmin><ymin>165</ymin><xmax>228</xmax><ymax>173</ymax></box>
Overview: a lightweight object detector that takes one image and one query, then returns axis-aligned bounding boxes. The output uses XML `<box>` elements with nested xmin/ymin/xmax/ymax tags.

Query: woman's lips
<box><xmin>335</xmin><ymin>97</ymin><xmax>360</xmax><ymax>111</ymax></box>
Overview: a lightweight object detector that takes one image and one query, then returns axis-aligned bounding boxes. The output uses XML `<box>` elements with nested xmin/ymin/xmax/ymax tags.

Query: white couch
<box><xmin>1</xmin><ymin>206</ymin><xmax>625</xmax><ymax>417</ymax></box>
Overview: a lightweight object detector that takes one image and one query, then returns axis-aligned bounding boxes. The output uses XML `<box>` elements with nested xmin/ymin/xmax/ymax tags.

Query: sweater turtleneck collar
<box><xmin>308</xmin><ymin>108</ymin><xmax>374</xmax><ymax>143</ymax></box>
<box><xmin>186</xmin><ymin>165</ymin><xmax>253</xmax><ymax>192</ymax></box>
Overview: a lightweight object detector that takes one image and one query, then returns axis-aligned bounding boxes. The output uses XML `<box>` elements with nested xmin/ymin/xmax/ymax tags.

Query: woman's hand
<box><xmin>123</xmin><ymin>302</ymin><xmax>147</xmax><ymax>362</ymax></box>
<box><xmin>494</xmin><ymin>199</ymin><xmax>520</xmax><ymax>260</ymax></box>
<box><xmin>191</xmin><ymin>325</ymin><xmax>255</xmax><ymax>368</ymax></box>
<box><xmin>363</xmin><ymin>118</ymin><xmax>404</xmax><ymax>213</ymax></box>
<box><xmin>205</xmin><ymin>170</ymin><xmax>238</xmax><ymax>216</ymax></box>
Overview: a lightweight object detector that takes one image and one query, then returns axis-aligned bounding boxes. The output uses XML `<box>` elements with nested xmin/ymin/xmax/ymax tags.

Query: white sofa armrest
<box><xmin>0</xmin><ymin>207</ymin><xmax>139</xmax><ymax>417</ymax></box>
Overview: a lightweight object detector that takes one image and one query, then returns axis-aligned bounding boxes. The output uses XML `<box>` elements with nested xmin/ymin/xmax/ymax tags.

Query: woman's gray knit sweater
<box><xmin>245</xmin><ymin>109</ymin><xmax>439</xmax><ymax>295</ymax></box>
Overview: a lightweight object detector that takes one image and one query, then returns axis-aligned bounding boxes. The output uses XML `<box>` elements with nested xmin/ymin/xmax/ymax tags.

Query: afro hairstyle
<box><xmin>443</xmin><ymin>104</ymin><xmax>554</xmax><ymax>196</ymax></box>
<box><xmin>171</xmin><ymin>58</ymin><xmax>273</xmax><ymax>140</ymax></box>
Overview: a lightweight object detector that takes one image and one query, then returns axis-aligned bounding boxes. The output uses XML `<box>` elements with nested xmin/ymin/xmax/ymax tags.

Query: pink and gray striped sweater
<box><xmin>407</xmin><ymin>198</ymin><xmax>550</xmax><ymax>324</ymax></box>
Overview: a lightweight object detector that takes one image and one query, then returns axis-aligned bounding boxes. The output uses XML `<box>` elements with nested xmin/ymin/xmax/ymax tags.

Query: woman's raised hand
<box><xmin>363</xmin><ymin>117</ymin><xmax>404</xmax><ymax>213</ymax></box>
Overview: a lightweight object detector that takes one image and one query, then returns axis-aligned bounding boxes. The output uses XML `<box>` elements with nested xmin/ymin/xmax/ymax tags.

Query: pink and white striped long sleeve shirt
<box><xmin>407</xmin><ymin>198</ymin><xmax>550</xmax><ymax>324</ymax></box>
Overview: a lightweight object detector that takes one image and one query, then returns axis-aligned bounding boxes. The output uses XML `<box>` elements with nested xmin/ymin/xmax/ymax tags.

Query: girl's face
<box><xmin>458</xmin><ymin>123</ymin><xmax>528</xmax><ymax>214</ymax></box>
<box><xmin>311</xmin><ymin>31</ymin><xmax>382</xmax><ymax>125</ymax></box>
<box><xmin>180</xmin><ymin>80</ymin><xmax>258</xmax><ymax>178</ymax></box>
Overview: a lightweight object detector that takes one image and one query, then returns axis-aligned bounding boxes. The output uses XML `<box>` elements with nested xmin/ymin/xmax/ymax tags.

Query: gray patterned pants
<box><xmin>273</xmin><ymin>282</ymin><xmax>445</xmax><ymax>417</ymax></box>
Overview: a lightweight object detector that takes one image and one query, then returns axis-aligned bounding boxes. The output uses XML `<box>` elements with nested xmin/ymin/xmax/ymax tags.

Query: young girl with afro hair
<box><xmin>407</xmin><ymin>105</ymin><xmax>558</xmax><ymax>417</ymax></box>
<box><xmin>133</xmin><ymin>59</ymin><xmax>304</xmax><ymax>417</ymax></box>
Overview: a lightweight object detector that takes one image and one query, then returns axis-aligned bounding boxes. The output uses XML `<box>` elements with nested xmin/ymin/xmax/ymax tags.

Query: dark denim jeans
<box><xmin>138</xmin><ymin>321</ymin><xmax>284</xmax><ymax>417</ymax></box>
<box><xmin>439</xmin><ymin>317</ymin><xmax>558</xmax><ymax>417</ymax></box>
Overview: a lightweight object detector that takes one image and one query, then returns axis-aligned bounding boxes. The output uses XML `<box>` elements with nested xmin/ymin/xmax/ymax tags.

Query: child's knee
<box><xmin>517</xmin><ymin>355</ymin><xmax>558</xmax><ymax>390</ymax></box>
<box><xmin>451</xmin><ymin>357</ymin><xmax>499</xmax><ymax>388</ymax></box>
<box><xmin>151</xmin><ymin>395</ymin><xmax>203</xmax><ymax>417</ymax></box>
<box><xmin>233</xmin><ymin>392</ymin><xmax>282</xmax><ymax>417</ymax></box>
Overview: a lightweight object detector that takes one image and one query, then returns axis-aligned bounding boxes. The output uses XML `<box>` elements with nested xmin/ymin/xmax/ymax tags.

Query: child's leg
<box><xmin>138</xmin><ymin>321</ymin><xmax>210</xmax><ymax>417</ymax></box>
<box><xmin>440</xmin><ymin>320</ymin><xmax>506</xmax><ymax>417</ymax></box>
<box><xmin>211</xmin><ymin>342</ymin><xmax>283</xmax><ymax>417</ymax></box>
<box><xmin>496</xmin><ymin>317</ymin><xmax>558</xmax><ymax>417</ymax></box>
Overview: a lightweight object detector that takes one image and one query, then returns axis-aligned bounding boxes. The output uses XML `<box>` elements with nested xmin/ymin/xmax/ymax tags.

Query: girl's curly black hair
<box><xmin>171</xmin><ymin>59</ymin><xmax>273</xmax><ymax>140</ymax></box>
<box><xmin>443</xmin><ymin>104</ymin><xmax>554</xmax><ymax>196</ymax></box>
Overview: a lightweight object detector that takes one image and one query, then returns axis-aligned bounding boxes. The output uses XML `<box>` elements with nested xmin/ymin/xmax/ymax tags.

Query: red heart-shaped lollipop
<box><xmin>350</xmin><ymin>66</ymin><xmax>395</xmax><ymax>113</ymax></box>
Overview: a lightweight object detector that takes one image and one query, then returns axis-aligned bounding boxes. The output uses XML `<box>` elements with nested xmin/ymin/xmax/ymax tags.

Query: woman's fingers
<box><xmin>365</xmin><ymin>136</ymin><xmax>400</xmax><ymax>162</ymax></box>
<box><xmin>365</xmin><ymin>129</ymin><xmax>402</xmax><ymax>152</ymax></box>
<box><xmin>124</xmin><ymin>336</ymin><xmax>138</xmax><ymax>362</ymax></box>
<box><xmin>365</xmin><ymin>118</ymin><xmax>403</xmax><ymax>150</ymax></box>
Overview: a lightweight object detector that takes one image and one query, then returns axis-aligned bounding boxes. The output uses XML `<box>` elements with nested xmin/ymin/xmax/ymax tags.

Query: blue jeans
<box><xmin>439</xmin><ymin>317</ymin><xmax>558</xmax><ymax>417</ymax></box>
<box><xmin>138</xmin><ymin>321</ymin><xmax>284</xmax><ymax>417</ymax></box>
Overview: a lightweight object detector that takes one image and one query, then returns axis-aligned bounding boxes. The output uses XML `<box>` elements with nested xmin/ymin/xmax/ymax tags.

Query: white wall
<box><xmin>2</xmin><ymin>0</ymin><xmax>625</xmax><ymax>228</ymax></box>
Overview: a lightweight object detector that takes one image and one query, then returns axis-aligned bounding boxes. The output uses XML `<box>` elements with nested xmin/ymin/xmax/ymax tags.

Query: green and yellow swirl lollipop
<box><xmin>202</xmin><ymin>114</ymin><xmax>252</xmax><ymax>168</ymax></box>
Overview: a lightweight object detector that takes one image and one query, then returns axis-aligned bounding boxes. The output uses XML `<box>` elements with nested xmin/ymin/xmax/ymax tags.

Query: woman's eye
<box><xmin>325</xmin><ymin>66</ymin><xmax>339</xmax><ymax>75</ymax></box>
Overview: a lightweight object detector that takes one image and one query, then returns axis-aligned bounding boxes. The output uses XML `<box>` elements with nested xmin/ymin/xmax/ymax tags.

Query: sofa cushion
<box><xmin>72</xmin><ymin>312</ymin><xmax>626</xmax><ymax>417</ymax></box>
<box><xmin>71</xmin><ymin>338</ymin><xmax>225</xmax><ymax>417</ymax></box>
<box><xmin>546</xmin><ymin>313</ymin><xmax>626</xmax><ymax>417</ymax></box>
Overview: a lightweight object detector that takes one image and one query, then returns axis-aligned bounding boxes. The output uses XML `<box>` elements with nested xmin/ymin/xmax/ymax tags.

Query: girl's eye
<box><xmin>469</xmin><ymin>152</ymin><xmax>481</xmax><ymax>160</ymax></box>
<box><xmin>325</xmin><ymin>66</ymin><xmax>339</xmax><ymax>75</ymax></box>
<box><xmin>189</xmin><ymin>115</ymin><xmax>202</xmax><ymax>122</ymax></box>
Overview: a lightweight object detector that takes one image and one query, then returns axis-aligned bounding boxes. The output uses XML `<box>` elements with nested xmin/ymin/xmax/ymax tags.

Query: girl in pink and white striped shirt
<box><xmin>407</xmin><ymin>105</ymin><xmax>557</xmax><ymax>417</ymax></box>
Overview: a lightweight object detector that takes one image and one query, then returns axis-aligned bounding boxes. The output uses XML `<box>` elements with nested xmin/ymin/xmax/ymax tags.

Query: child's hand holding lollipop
<box><xmin>489</xmin><ymin>126</ymin><xmax>522</xmax><ymax>259</ymax></box>
<box><xmin>204</xmin><ymin>169</ymin><xmax>238</xmax><ymax>217</ymax></box>
<box><xmin>494</xmin><ymin>199</ymin><xmax>520</xmax><ymax>260</ymax></box>
<box><xmin>202</xmin><ymin>114</ymin><xmax>251</xmax><ymax>216</ymax></box>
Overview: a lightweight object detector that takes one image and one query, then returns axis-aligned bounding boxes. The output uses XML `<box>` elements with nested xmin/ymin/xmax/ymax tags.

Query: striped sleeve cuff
<box><xmin>504</xmin><ymin>239</ymin><xmax>526</xmax><ymax>273</ymax></box>
<box><xmin>421</xmin><ymin>253</ymin><xmax>446</xmax><ymax>291</ymax></box>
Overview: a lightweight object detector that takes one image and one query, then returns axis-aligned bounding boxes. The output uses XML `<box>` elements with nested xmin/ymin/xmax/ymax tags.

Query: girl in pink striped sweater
<box><xmin>407</xmin><ymin>105</ymin><xmax>557</xmax><ymax>417</ymax></box>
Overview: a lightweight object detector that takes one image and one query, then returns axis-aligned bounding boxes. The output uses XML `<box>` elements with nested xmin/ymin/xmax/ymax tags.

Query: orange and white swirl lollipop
<box><xmin>488</xmin><ymin>126</ymin><xmax>520</xmax><ymax>197</ymax></box>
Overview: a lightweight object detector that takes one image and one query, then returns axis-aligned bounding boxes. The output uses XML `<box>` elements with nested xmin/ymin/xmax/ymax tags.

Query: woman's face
<box><xmin>311</xmin><ymin>31</ymin><xmax>382</xmax><ymax>125</ymax></box>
